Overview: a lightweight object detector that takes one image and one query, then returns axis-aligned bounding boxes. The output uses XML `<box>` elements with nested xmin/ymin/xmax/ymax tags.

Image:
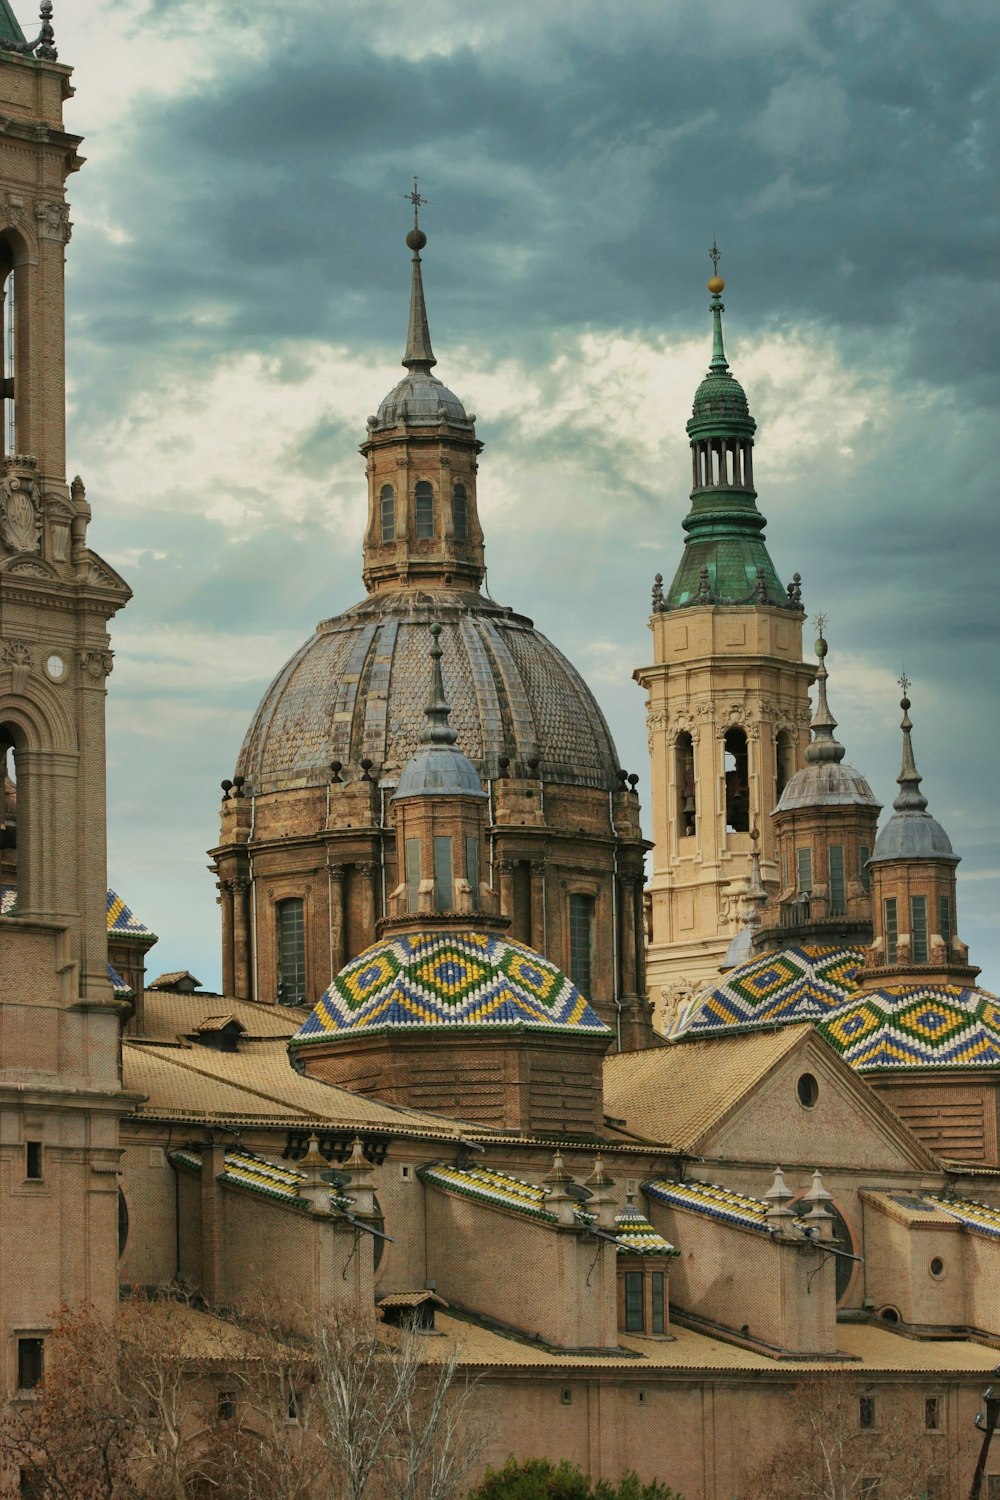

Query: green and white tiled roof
<box><xmin>613</xmin><ymin>1202</ymin><xmax>678</xmax><ymax>1257</ymax></box>
<box><xmin>644</xmin><ymin>1178</ymin><xmax>769</xmax><ymax>1234</ymax></box>
<box><xmin>419</xmin><ymin>1162</ymin><xmax>559</xmax><ymax>1223</ymax></box>
<box><xmin>170</xmin><ymin>1148</ymin><xmax>350</xmax><ymax>1211</ymax></box>
<box><xmin>923</xmin><ymin>1194</ymin><xmax>1000</xmax><ymax>1241</ymax></box>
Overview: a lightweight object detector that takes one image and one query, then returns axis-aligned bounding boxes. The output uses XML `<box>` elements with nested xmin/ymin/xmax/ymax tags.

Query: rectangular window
<box><xmin>414</xmin><ymin>482</ymin><xmax>435</xmax><ymax>539</ymax></box>
<box><xmin>828</xmin><ymin>845</ymin><xmax>846</xmax><ymax>916</ymax></box>
<box><xmin>924</xmin><ymin>1396</ymin><xmax>940</xmax><ymax>1431</ymax></box>
<box><xmin>987</xmin><ymin>1477</ymin><xmax>1000</xmax><ymax>1500</ymax></box>
<box><xmin>568</xmin><ymin>893</ymin><xmax>594</xmax><ymax>996</ymax></box>
<box><xmin>433</xmin><ymin>836</ymin><xmax>454</xmax><ymax>912</ymax></box>
<box><xmin>24</xmin><ymin>1142</ymin><xmax>42</xmax><ymax>1181</ymax></box>
<box><xmin>624</xmin><ymin>1271</ymin><xmax>644</xmax><ymax>1333</ymax></box>
<box><xmin>465</xmin><ymin>837</ymin><xmax>479</xmax><ymax>913</ymax></box>
<box><xmin>218</xmin><ymin>1391</ymin><xmax>236</xmax><ymax>1422</ymax></box>
<box><xmin>911</xmin><ymin>894</ymin><xmax>928</xmax><ymax>964</ymax></box>
<box><xmin>379</xmin><ymin>486</ymin><xmax>395</xmax><ymax>542</ymax></box>
<box><xmin>276</xmin><ymin>898</ymin><xmax>306</xmax><ymax>1004</ymax></box>
<box><xmin>796</xmin><ymin>847</ymin><xmax>813</xmax><ymax>895</ymax></box>
<box><xmin>17</xmin><ymin>1338</ymin><xmax>43</xmax><ymax>1391</ymax></box>
<box><xmin>859</xmin><ymin>1395</ymin><xmax>876</xmax><ymax>1430</ymax></box>
<box><xmin>939</xmin><ymin>895</ymin><xmax>952</xmax><ymax>955</ymax></box>
<box><xmin>651</xmin><ymin>1272</ymin><xmax>665</xmax><ymax>1334</ymax></box>
<box><xmin>884</xmin><ymin>898</ymin><xmax>898</xmax><ymax>965</ymax></box>
<box><xmin>782</xmin><ymin>849</ymin><xmax>789</xmax><ymax>889</ymax></box>
<box><xmin>405</xmin><ymin>838</ymin><xmax>421</xmax><ymax>913</ymax></box>
<box><xmin>859</xmin><ymin>844</ymin><xmax>871</xmax><ymax>893</ymax></box>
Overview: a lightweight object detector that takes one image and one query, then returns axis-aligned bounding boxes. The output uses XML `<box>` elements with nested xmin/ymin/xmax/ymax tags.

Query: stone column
<box><xmin>232</xmin><ymin>875</ymin><xmax>252</xmax><ymax>1001</ymax></box>
<box><xmin>218</xmin><ymin>879</ymin><xmax>235</xmax><ymax>997</ymax></box>
<box><xmin>495</xmin><ymin>858</ymin><xmax>515</xmax><ymax>925</ymax></box>
<box><xmin>620</xmin><ymin>875</ymin><xmax>638</xmax><ymax>997</ymax></box>
<box><xmin>529</xmin><ymin>859</ymin><xmax>546</xmax><ymax>952</ymax></box>
<box><xmin>328</xmin><ymin>863</ymin><xmax>346</xmax><ymax>974</ymax></box>
<box><xmin>357</xmin><ymin>862</ymin><xmax>378</xmax><ymax>949</ymax></box>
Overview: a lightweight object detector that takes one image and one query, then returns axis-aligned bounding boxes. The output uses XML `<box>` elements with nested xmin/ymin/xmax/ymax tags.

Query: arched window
<box><xmin>379</xmin><ymin>485</ymin><xmax>395</xmax><ymax>542</ymax></box>
<box><xmin>675</xmin><ymin>733</ymin><xmax>696</xmax><ymax>835</ymax></box>
<box><xmin>775</xmin><ymin>730</ymin><xmax>793</xmax><ymax>802</ymax></box>
<box><xmin>0</xmin><ymin>730</ymin><xmax>25</xmax><ymax>913</ymax></box>
<box><xmin>433</xmin><ymin>836</ymin><xmax>453</xmax><ymax>911</ymax></box>
<box><xmin>0</xmin><ymin>238</ymin><xmax>16</xmax><ymax>458</ymax></box>
<box><xmin>452</xmin><ymin>484</ymin><xmax>468</xmax><ymax>541</ymax></box>
<box><xmin>276</xmin><ymin>897</ymin><xmax>306</xmax><ymax>1004</ymax></box>
<box><xmin>724</xmin><ymin>727</ymin><xmax>749</xmax><ymax>832</ymax></box>
<box><xmin>414</xmin><ymin>481</ymin><xmax>435</xmax><ymax>539</ymax></box>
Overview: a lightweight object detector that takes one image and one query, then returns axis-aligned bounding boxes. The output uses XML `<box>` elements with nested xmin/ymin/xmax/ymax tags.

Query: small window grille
<box><xmin>25</xmin><ymin>1142</ymin><xmax>42</xmax><ymax>1181</ymax></box>
<box><xmin>379</xmin><ymin>485</ymin><xmax>395</xmax><ymax>542</ymax></box>
<box><xmin>884</xmin><ymin>898</ymin><xmax>898</xmax><ymax>965</ymax></box>
<box><xmin>218</xmin><ymin>1391</ymin><xmax>236</xmax><ymax>1421</ymax></box>
<box><xmin>796</xmin><ymin>847</ymin><xmax>813</xmax><ymax>896</ymax></box>
<box><xmin>624</xmin><ymin>1271</ymin><xmax>644</xmax><ymax>1333</ymax></box>
<box><xmin>939</xmin><ymin>894</ymin><xmax>952</xmax><ymax>955</ymax></box>
<box><xmin>568</xmin><ymin>893</ymin><xmax>594</xmax><ymax>996</ymax></box>
<box><xmin>405</xmin><ymin>838</ymin><xmax>421</xmax><ymax>913</ymax></box>
<box><xmin>911</xmin><ymin>894</ymin><xmax>928</xmax><ymax>964</ymax></box>
<box><xmin>414</xmin><ymin>481</ymin><xmax>435</xmax><ymax>539</ymax></box>
<box><xmin>859</xmin><ymin>1395</ymin><xmax>876</xmax><ymax>1430</ymax></box>
<box><xmin>276</xmin><ymin>898</ymin><xmax>306</xmax><ymax>1004</ymax></box>
<box><xmin>924</xmin><ymin>1396</ymin><xmax>940</xmax><ymax>1431</ymax></box>
<box><xmin>828</xmin><ymin>845</ymin><xmax>845</xmax><ymax>915</ymax></box>
<box><xmin>433</xmin><ymin>836</ymin><xmax>454</xmax><ymax>912</ymax></box>
<box><xmin>651</xmin><ymin>1272</ymin><xmax>665</xmax><ymax>1334</ymax></box>
<box><xmin>560</xmin><ymin>1386</ymin><xmax>572</xmax><ymax>1406</ymax></box>
<box><xmin>452</xmin><ymin>484</ymin><xmax>468</xmax><ymax>541</ymax></box>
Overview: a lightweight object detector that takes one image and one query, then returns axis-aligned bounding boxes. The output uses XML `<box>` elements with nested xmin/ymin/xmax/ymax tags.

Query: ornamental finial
<box><xmin>401</xmin><ymin>178</ymin><xmax>435</xmax><ymax>370</ymax></box>
<box><xmin>708</xmin><ymin>238</ymin><xmax>725</xmax><ymax>296</ymax></box>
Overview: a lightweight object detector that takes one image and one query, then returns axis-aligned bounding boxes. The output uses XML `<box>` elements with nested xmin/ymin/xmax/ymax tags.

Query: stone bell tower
<box><xmin>635</xmin><ymin>255</ymin><xmax>814</xmax><ymax>1028</ymax></box>
<box><xmin>0</xmin><ymin>6</ymin><xmax>132</xmax><ymax>1394</ymax></box>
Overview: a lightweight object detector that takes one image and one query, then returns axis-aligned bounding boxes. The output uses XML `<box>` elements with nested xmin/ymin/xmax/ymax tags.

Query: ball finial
<box><xmin>406</xmin><ymin>227</ymin><xmax>427</xmax><ymax>252</ymax></box>
<box><xmin>707</xmin><ymin>274</ymin><xmax>725</xmax><ymax>294</ymax></box>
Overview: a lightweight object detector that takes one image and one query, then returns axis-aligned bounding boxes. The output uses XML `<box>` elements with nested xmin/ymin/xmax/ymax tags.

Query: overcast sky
<box><xmin>49</xmin><ymin>0</ymin><xmax>1000</xmax><ymax>992</ymax></box>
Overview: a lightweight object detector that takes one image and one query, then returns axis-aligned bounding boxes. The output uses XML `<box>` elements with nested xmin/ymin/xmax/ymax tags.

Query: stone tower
<box><xmin>635</xmin><ymin>261</ymin><xmax>814</xmax><ymax>1027</ymax></box>
<box><xmin>0</xmin><ymin>9</ymin><xmax>132</xmax><ymax>1391</ymax></box>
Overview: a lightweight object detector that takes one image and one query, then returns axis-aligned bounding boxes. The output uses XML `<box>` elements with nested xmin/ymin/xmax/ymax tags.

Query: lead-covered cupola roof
<box><xmin>393</xmin><ymin>623</ymin><xmax>487</xmax><ymax>800</ymax></box>
<box><xmin>870</xmin><ymin>684</ymin><xmax>956</xmax><ymax>864</ymax></box>
<box><xmin>775</xmin><ymin>624</ymin><xmax>881</xmax><ymax>813</ymax></box>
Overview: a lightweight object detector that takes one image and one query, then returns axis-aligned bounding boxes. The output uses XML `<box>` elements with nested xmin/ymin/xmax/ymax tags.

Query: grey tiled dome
<box><xmin>372</xmin><ymin>371</ymin><xmax>472</xmax><ymax>430</ymax></box>
<box><xmin>237</xmin><ymin>589</ymin><xmax>622</xmax><ymax>794</ymax></box>
<box><xmin>775</xmin><ymin>761</ymin><xmax>880</xmax><ymax>813</ymax></box>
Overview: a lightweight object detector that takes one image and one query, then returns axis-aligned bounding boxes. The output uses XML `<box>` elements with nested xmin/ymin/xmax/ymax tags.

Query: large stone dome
<box><xmin>237</xmin><ymin>588</ymin><xmax>623</xmax><ymax>795</ymax></box>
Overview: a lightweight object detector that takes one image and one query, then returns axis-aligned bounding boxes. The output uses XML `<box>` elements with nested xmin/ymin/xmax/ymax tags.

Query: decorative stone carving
<box><xmin>34</xmin><ymin>200</ymin><xmax>71</xmax><ymax>243</ymax></box>
<box><xmin>77</xmin><ymin>649</ymin><xmax>114</xmax><ymax>681</ymax></box>
<box><xmin>3</xmin><ymin>638</ymin><xmax>30</xmax><ymax>692</ymax></box>
<box><xmin>0</xmin><ymin>467</ymin><xmax>40</xmax><ymax>555</ymax></box>
<box><xmin>0</xmin><ymin>199</ymin><xmax>26</xmax><ymax>229</ymax></box>
<box><xmin>666</xmin><ymin>707</ymin><xmax>700</xmax><ymax>746</ymax></box>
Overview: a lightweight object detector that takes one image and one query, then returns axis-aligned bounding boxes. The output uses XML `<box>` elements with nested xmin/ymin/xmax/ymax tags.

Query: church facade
<box><xmin>2</xmin><ymin>16</ymin><xmax>1000</xmax><ymax>1500</ymax></box>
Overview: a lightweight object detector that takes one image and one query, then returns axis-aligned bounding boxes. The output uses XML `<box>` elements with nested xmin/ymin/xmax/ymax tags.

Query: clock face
<box><xmin>45</xmin><ymin>653</ymin><xmax>65</xmax><ymax>681</ymax></box>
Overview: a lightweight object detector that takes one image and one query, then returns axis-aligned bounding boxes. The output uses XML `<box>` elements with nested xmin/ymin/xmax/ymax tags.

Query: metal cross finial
<box><xmin>709</xmin><ymin>239</ymin><xmax>721</xmax><ymax>274</ymax></box>
<box><xmin>814</xmin><ymin>612</ymin><xmax>828</xmax><ymax>636</ymax></box>
<box><xmin>898</xmin><ymin>671</ymin><xmax>910</xmax><ymax>697</ymax></box>
<box><xmin>404</xmin><ymin>176</ymin><xmax>429</xmax><ymax>229</ymax></box>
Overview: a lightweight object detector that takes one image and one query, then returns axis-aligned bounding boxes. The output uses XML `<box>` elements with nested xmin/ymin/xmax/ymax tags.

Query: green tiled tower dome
<box><xmin>661</xmin><ymin>260</ymin><xmax>793</xmax><ymax>612</ymax></box>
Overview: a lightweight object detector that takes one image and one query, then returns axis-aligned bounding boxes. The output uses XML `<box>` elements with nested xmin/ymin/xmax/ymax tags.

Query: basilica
<box><xmin>2</xmin><ymin>15</ymin><xmax>1000</xmax><ymax>1500</ymax></box>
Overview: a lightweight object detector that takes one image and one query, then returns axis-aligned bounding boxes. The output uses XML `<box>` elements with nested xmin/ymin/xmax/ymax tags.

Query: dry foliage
<box><xmin>743</xmin><ymin>1376</ymin><xmax>946</xmax><ymax>1500</ymax></box>
<box><xmin>1</xmin><ymin>1293</ymin><xmax>485</xmax><ymax>1500</ymax></box>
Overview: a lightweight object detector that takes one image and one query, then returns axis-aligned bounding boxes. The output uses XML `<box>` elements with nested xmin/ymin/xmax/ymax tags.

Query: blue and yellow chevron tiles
<box><xmin>924</xmin><ymin>1195</ymin><xmax>1000</xmax><ymax>1240</ymax></box>
<box><xmin>643</xmin><ymin>1178</ymin><xmax>770</xmax><ymax>1234</ymax></box>
<box><xmin>292</xmin><ymin>932</ymin><xmax>609</xmax><ymax>1044</ymax></box>
<box><xmin>107</xmin><ymin>888</ymin><xmax>156</xmax><ymax>939</ymax></box>
<box><xmin>613</xmin><ymin>1202</ymin><xmax>678</xmax><ymax>1256</ymax></box>
<box><xmin>419</xmin><ymin>1162</ymin><xmax>558</xmax><ymax>1222</ymax></box>
<box><xmin>819</xmin><ymin>986</ymin><xmax>1000</xmax><ymax>1070</ymax></box>
<box><xmin>675</xmin><ymin>945</ymin><xmax>864</xmax><ymax>1036</ymax></box>
<box><xmin>170</xmin><ymin>1148</ymin><xmax>350</xmax><ymax>1211</ymax></box>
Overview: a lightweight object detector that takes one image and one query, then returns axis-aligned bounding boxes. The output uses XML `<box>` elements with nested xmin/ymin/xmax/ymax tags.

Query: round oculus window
<box><xmin>45</xmin><ymin>653</ymin><xmax>66</xmax><ymax>681</ymax></box>
<box><xmin>930</xmin><ymin>1256</ymin><xmax>945</xmax><ymax>1279</ymax></box>
<box><xmin>797</xmin><ymin>1072</ymin><xmax>820</xmax><ymax>1108</ymax></box>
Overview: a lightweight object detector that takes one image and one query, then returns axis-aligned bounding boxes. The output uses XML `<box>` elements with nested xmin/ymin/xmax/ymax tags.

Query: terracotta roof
<box><xmin>419</xmin><ymin>1312</ymin><xmax>1000</xmax><ymax>1374</ymax></box>
<box><xmin>123</xmin><ymin>1037</ymin><xmax>466</xmax><ymax>1138</ymax></box>
<box><xmin>139</xmin><ymin>991</ymin><xmax>307</xmax><ymax>1043</ymax></box>
<box><xmin>149</xmin><ymin>970</ymin><xmax>203</xmax><ymax>989</ymax></box>
<box><xmin>603</xmin><ymin>1027</ymin><xmax>808</xmax><ymax>1150</ymax></box>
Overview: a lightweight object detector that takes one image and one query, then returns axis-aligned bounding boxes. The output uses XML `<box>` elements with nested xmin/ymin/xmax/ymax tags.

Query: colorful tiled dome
<box><xmin>672</xmin><ymin>944</ymin><xmax>864</xmax><ymax>1037</ymax></box>
<box><xmin>819</xmin><ymin>985</ymin><xmax>1000</xmax><ymax>1071</ymax></box>
<box><xmin>290</xmin><ymin>931</ymin><xmax>610</xmax><ymax>1046</ymax></box>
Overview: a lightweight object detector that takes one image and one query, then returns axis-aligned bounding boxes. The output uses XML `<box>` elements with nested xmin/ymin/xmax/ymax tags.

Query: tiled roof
<box><xmin>613</xmin><ymin>1202</ymin><xmax>677</xmax><ymax>1257</ymax></box>
<box><xmin>417</xmin><ymin>1312</ymin><xmax>1000</xmax><ymax>1374</ymax></box>
<box><xmin>820</xmin><ymin>986</ymin><xmax>1000</xmax><ymax>1070</ymax></box>
<box><xmin>644</xmin><ymin>1178</ymin><xmax>770</xmax><ymax>1234</ymax></box>
<box><xmin>149</xmin><ymin>971</ymin><xmax>202</xmax><ymax>989</ymax></box>
<box><xmin>0</xmin><ymin>883</ymin><xmax>14</xmax><ymax>916</ymax></box>
<box><xmin>603</xmin><ymin>1027</ymin><xmax>807</xmax><ymax>1150</ymax></box>
<box><xmin>123</xmin><ymin>1037</ymin><xmax>467</xmax><ymax>1138</ymax></box>
<box><xmin>141</xmin><ymin>990</ymin><xmax>306</xmax><ymax>1043</ymax></box>
<box><xmin>107</xmin><ymin>888</ymin><xmax>157</xmax><ymax>941</ymax></box>
<box><xmin>419</xmin><ymin>1162</ymin><xmax>558</xmax><ymax>1223</ymax></box>
<box><xmin>674</xmin><ymin>945</ymin><xmax>864</xmax><ymax>1036</ymax></box>
<box><xmin>924</xmin><ymin>1194</ymin><xmax>1000</xmax><ymax>1240</ymax></box>
<box><xmin>292</xmin><ymin>932</ymin><xmax>609</xmax><ymax>1044</ymax></box>
<box><xmin>170</xmin><ymin>1147</ymin><xmax>350</xmax><ymax>1212</ymax></box>
<box><xmin>108</xmin><ymin>962</ymin><xmax>134</xmax><ymax>999</ymax></box>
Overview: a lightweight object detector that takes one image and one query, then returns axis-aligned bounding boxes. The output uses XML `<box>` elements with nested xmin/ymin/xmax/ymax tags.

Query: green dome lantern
<box><xmin>660</xmin><ymin>249</ymin><xmax>797</xmax><ymax>613</ymax></box>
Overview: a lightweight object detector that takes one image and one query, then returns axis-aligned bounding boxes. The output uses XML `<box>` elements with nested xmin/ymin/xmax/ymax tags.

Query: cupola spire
<box><xmin>805</xmin><ymin>616</ymin><xmax>846</xmax><ymax>766</ymax></box>
<box><xmin>421</xmin><ymin>622</ymin><xmax>458</xmax><ymax>748</ymax></box>
<box><xmin>708</xmin><ymin>238</ymin><xmax>728</xmax><ymax>373</ymax></box>
<box><xmin>402</xmin><ymin>177</ymin><xmax>436</xmax><ymax>372</ymax></box>
<box><xmin>893</xmin><ymin>674</ymin><xmax>928</xmax><ymax>813</ymax></box>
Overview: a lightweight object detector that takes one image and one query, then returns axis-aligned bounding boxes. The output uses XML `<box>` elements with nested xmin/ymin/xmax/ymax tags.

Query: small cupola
<box><xmin>861</xmin><ymin>679</ymin><xmax>978</xmax><ymax>986</ymax></box>
<box><xmin>759</xmin><ymin>621</ymin><xmax>881</xmax><ymax>950</ymax></box>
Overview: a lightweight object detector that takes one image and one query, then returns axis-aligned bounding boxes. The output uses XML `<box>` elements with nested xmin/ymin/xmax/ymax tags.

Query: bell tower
<box><xmin>0</xmin><ymin>6</ymin><xmax>132</xmax><ymax>1389</ymax></box>
<box><xmin>635</xmin><ymin>253</ymin><xmax>814</xmax><ymax>1028</ymax></box>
